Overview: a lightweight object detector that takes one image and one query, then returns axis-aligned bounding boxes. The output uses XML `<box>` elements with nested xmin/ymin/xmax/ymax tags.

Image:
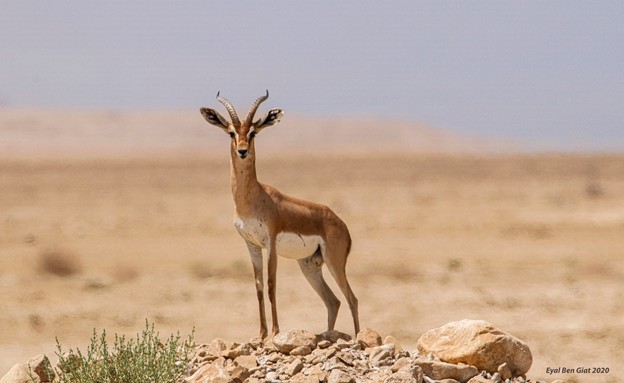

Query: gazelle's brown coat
<box><xmin>200</xmin><ymin>92</ymin><xmax>359</xmax><ymax>339</ymax></box>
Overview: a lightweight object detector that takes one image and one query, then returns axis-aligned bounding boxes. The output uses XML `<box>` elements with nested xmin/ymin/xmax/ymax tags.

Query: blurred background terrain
<box><xmin>1</xmin><ymin>2</ymin><xmax>623</xmax><ymax>382</ymax></box>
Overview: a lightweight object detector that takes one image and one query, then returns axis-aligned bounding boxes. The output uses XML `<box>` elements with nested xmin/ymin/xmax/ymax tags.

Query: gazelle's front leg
<box><xmin>267</xmin><ymin>235</ymin><xmax>280</xmax><ymax>336</ymax></box>
<box><xmin>246</xmin><ymin>242</ymin><xmax>268</xmax><ymax>339</ymax></box>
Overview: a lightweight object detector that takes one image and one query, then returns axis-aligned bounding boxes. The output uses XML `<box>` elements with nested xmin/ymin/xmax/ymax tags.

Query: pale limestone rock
<box><xmin>273</xmin><ymin>329</ymin><xmax>318</xmax><ymax>354</ymax></box>
<box><xmin>367</xmin><ymin>367</ymin><xmax>393</xmax><ymax>382</ymax></box>
<box><xmin>369</xmin><ymin>344</ymin><xmax>395</xmax><ymax>366</ymax></box>
<box><xmin>0</xmin><ymin>355</ymin><xmax>53</xmax><ymax>383</ymax></box>
<box><xmin>417</xmin><ymin>319</ymin><xmax>532</xmax><ymax>376</ymax></box>
<box><xmin>414</xmin><ymin>357</ymin><xmax>478</xmax><ymax>383</ymax></box>
<box><xmin>233</xmin><ymin>354</ymin><xmax>257</xmax><ymax>370</ymax></box>
<box><xmin>391</xmin><ymin>357</ymin><xmax>412</xmax><ymax>372</ymax></box>
<box><xmin>291</xmin><ymin>345</ymin><xmax>313</xmax><ymax>356</ymax></box>
<box><xmin>384</xmin><ymin>369</ymin><xmax>423</xmax><ymax>383</ymax></box>
<box><xmin>226</xmin><ymin>364</ymin><xmax>250</xmax><ymax>382</ymax></box>
<box><xmin>356</xmin><ymin>327</ymin><xmax>382</xmax><ymax>348</ymax></box>
<box><xmin>28</xmin><ymin>355</ymin><xmax>53</xmax><ymax>383</ymax></box>
<box><xmin>328</xmin><ymin>369</ymin><xmax>355</xmax><ymax>383</ymax></box>
<box><xmin>318</xmin><ymin>330</ymin><xmax>352</xmax><ymax>343</ymax></box>
<box><xmin>336</xmin><ymin>351</ymin><xmax>355</xmax><ymax>366</ymax></box>
<box><xmin>284</xmin><ymin>359</ymin><xmax>304</xmax><ymax>376</ymax></box>
<box><xmin>186</xmin><ymin>359</ymin><xmax>231</xmax><ymax>383</ymax></box>
<box><xmin>225</xmin><ymin>343</ymin><xmax>252</xmax><ymax>359</ymax></box>
<box><xmin>306</xmin><ymin>364</ymin><xmax>327</xmax><ymax>382</ymax></box>
<box><xmin>291</xmin><ymin>372</ymin><xmax>319</xmax><ymax>383</ymax></box>
<box><xmin>384</xmin><ymin>335</ymin><xmax>404</xmax><ymax>353</ymax></box>
<box><xmin>0</xmin><ymin>365</ymin><xmax>30</xmax><ymax>383</ymax></box>
<box><xmin>317</xmin><ymin>340</ymin><xmax>332</xmax><ymax>349</ymax></box>
<box><xmin>205</xmin><ymin>338</ymin><xmax>232</xmax><ymax>358</ymax></box>
<box><xmin>466</xmin><ymin>375</ymin><xmax>492</xmax><ymax>383</ymax></box>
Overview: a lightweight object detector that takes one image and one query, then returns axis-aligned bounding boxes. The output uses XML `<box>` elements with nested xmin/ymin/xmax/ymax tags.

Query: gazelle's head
<box><xmin>200</xmin><ymin>90</ymin><xmax>284</xmax><ymax>159</ymax></box>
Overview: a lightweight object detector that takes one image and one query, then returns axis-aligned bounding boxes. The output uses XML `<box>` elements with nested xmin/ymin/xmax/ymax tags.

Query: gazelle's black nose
<box><xmin>237</xmin><ymin>149</ymin><xmax>248</xmax><ymax>159</ymax></box>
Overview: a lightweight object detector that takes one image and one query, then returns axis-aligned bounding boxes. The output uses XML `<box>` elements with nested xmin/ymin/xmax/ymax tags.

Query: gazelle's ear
<box><xmin>200</xmin><ymin>107</ymin><xmax>230</xmax><ymax>132</ymax></box>
<box><xmin>254</xmin><ymin>109</ymin><xmax>284</xmax><ymax>132</ymax></box>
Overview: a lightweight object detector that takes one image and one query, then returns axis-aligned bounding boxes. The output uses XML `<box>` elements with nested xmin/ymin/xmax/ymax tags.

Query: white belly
<box><xmin>276</xmin><ymin>232</ymin><xmax>324</xmax><ymax>260</ymax></box>
<box><xmin>234</xmin><ymin>217</ymin><xmax>324</xmax><ymax>260</ymax></box>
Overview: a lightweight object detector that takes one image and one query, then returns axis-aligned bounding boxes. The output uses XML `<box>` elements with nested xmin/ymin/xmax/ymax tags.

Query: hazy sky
<box><xmin>1</xmin><ymin>1</ymin><xmax>623</xmax><ymax>150</ymax></box>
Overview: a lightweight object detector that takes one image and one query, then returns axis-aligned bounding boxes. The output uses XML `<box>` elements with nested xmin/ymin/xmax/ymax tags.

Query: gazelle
<box><xmin>200</xmin><ymin>91</ymin><xmax>360</xmax><ymax>339</ymax></box>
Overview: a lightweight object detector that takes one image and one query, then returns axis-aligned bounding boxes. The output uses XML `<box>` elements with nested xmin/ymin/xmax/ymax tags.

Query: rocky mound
<box><xmin>1</xmin><ymin>320</ymin><xmax>539</xmax><ymax>383</ymax></box>
<box><xmin>185</xmin><ymin>320</ymin><xmax>533</xmax><ymax>383</ymax></box>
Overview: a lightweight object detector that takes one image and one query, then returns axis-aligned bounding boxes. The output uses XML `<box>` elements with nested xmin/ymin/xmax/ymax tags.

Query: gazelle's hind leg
<box><xmin>323</xmin><ymin>241</ymin><xmax>360</xmax><ymax>335</ymax></box>
<box><xmin>297</xmin><ymin>247</ymin><xmax>341</xmax><ymax>331</ymax></box>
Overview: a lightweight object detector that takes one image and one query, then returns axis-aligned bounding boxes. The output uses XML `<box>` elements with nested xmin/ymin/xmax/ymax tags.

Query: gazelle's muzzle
<box><xmin>237</xmin><ymin>148</ymin><xmax>248</xmax><ymax>159</ymax></box>
<box><xmin>235</xmin><ymin>140</ymin><xmax>250</xmax><ymax>159</ymax></box>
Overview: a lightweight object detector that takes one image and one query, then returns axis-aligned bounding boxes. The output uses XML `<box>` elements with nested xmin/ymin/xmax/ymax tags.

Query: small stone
<box><xmin>317</xmin><ymin>340</ymin><xmax>332</xmax><ymax>349</ymax></box>
<box><xmin>491</xmin><ymin>372</ymin><xmax>502</xmax><ymax>383</ymax></box>
<box><xmin>385</xmin><ymin>369</ymin><xmax>424</xmax><ymax>383</ymax></box>
<box><xmin>497</xmin><ymin>363</ymin><xmax>512</xmax><ymax>381</ymax></box>
<box><xmin>226</xmin><ymin>365</ymin><xmax>250</xmax><ymax>382</ymax></box>
<box><xmin>291</xmin><ymin>373</ymin><xmax>318</xmax><ymax>383</ymax></box>
<box><xmin>0</xmin><ymin>365</ymin><xmax>30</xmax><ymax>383</ymax></box>
<box><xmin>310</xmin><ymin>347</ymin><xmax>336</xmax><ymax>364</ymax></box>
<box><xmin>273</xmin><ymin>329</ymin><xmax>318</xmax><ymax>354</ymax></box>
<box><xmin>336</xmin><ymin>352</ymin><xmax>355</xmax><ymax>366</ymax></box>
<box><xmin>188</xmin><ymin>361</ymin><xmax>231</xmax><ymax>383</ymax></box>
<box><xmin>414</xmin><ymin>357</ymin><xmax>478</xmax><ymax>383</ymax></box>
<box><xmin>318</xmin><ymin>330</ymin><xmax>353</xmax><ymax>344</ymax></box>
<box><xmin>248</xmin><ymin>337</ymin><xmax>263</xmax><ymax>350</ymax></box>
<box><xmin>284</xmin><ymin>359</ymin><xmax>304</xmax><ymax>376</ymax></box>
<box><xmin>206</xmin><ymin>338</ymin><xmax>232</xmax><ymax>358</ymax></box>
<box><xmin>234</xmin><ymin>354</ymin><xmax>258</xmax><ymax>370</ymax></box>
<box><xmin>226</xmin><ymin>343</ymin><xmax>253</xmax><ymax>359</ymax></box>
<box><xmin>467</xmin><ymin>376</ymin><xmax>492</xmax><ymax>383</ymax></box>
<box><xmin>369</xmin><ymin>344</ymin><xmax>395</xmax><ymax>367</ymax></box>
<box><xmin>29</xmin><ymin>355</ymin><xmax>53</xmax><ymax>382</ymax></box>
<box><xmin>383</xmin><ymin>335</ymin><xmax>404</xmax><ymax>353</ymax></box>
<box><xmin>356</xmin><ymin>328</ymin><xmax>382</xmax><ymax>348</ymax></box>
<box><xmin>366</xmin><ymin>367</ymin><xmax>393</xmax><ymax>382</ymax></box>
<box><xmin>390</xmin><ymin>357</ymin><xmax>411</xmax><ymax>372</ymax></box>
<box><xmin>1</xmin><ymin>355</ymin><xmax>54</xmax><ymax>383</ymax></box>
<box><xmin>328</xmin><ymin>369</ymin><xmax>354</xmax><ymax>383</ymax></box>
<box><xmin>266</xmin><ymin>371</ymin><xmax>278</xmax><ymax>380</ymax></box>
<box><xmin>306</xmin><ymin>365</ymin><xmax>327</xmax><ymax>382</ymax></box>
<box><xmin>291</xmin><ymin>345</ymin><xmax>313</xmax><ymax>356</ymax></box>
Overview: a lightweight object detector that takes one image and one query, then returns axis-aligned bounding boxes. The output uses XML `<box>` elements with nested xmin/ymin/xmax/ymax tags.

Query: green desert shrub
<box><xmin>54</xmin><ymin>321</ymin><xmax>194</xmax><ymax>383</ymax></box>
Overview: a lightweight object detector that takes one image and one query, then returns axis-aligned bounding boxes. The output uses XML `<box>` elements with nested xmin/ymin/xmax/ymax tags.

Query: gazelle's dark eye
<box><xmin>229</xmin><ymin>132</ymin><xmax>235</xmax><ymax>138</ymax></box>
<box><xmin>249</xmin><ymin>131</ymin><xmax>256</xmax><ymax>139</ymax></box>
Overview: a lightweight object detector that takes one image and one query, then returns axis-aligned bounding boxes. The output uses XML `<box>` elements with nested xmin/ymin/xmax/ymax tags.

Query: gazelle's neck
<box><xmin>230</xmin><ymin>141</ymin><xmax>261</xmax><ymax>210</ymax></box>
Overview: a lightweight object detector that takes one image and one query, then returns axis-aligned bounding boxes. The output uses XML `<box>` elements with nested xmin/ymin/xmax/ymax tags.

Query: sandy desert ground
<box><xmin>0</xmin><ymin>111</ymin><xmax>623</xmax><ymax>382</ymax></box>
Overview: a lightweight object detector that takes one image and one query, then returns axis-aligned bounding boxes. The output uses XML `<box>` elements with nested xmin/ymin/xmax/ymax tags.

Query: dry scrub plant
<box><xmin>38</xmin><ymin>248</ymin><xmax>82</xmax><ymax>277</ymax></box>
<box><xmin>53</xmin><ymin>321</ymin><xmax>194</xmax><ymax>383</ymax></box>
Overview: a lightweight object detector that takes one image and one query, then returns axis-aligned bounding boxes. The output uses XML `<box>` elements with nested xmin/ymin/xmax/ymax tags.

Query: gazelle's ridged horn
<box><xmin>216</xmin><ymin>91</ymin><xmax>240</xmax><ymax>126</ymax></box>
<box><xmin>245</xmin><ymin>90</ymin><xmax>269</xmax><ymax>125</ymax></box>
